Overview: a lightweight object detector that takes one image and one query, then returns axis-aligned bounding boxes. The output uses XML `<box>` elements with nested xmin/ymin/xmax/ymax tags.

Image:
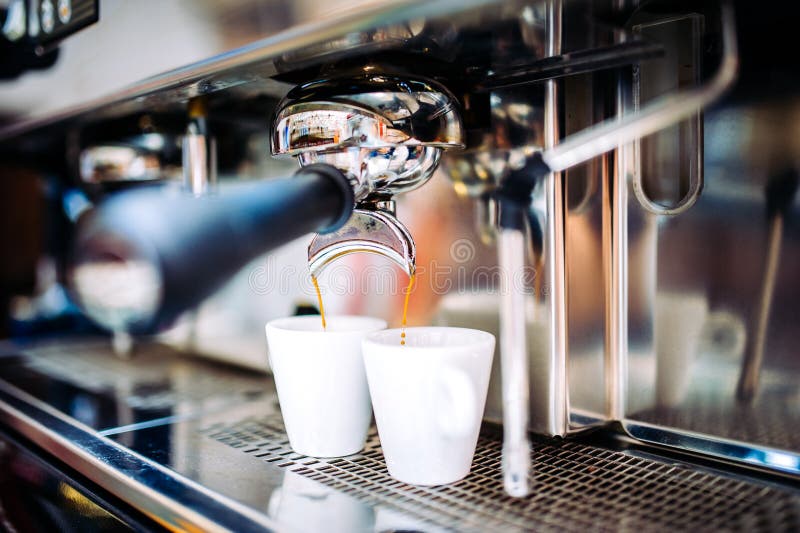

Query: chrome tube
<box><xmin>543</xmin><ymin>0</ymin><xmax>568</xmax><ymax>437</ymax></box>
<box><xmin>498</xmin><ymin>228</ymin><xmax>531</xmax><ymax>497</ymax></box>
<box><xmin>605</xmin><ymin>75</ymin><xmax>631</xmax><ymax>420</ymax></box>
<box><xmin>541</xmin><ymin>2</ymin><xmax>738</xmax><ymax>174</ymax></box>
<box><xmin>182</xmin><ymin>99</ymin><xmax>217</xmax><ymax>197</ymax></box>
<box><xmin>182</xmin><ymin>132</ymin><xmax>217</xmax><ymax>196</ymax></box>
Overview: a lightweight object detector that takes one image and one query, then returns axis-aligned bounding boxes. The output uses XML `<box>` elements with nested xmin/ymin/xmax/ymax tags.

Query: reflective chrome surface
<box><xmin>622</xmin><ymin>95</ymin><xmax>800</xmax><ymax>473</ymax></box>
<box><xmin>0</xmin><ymin>339</ymin><xmax>797</xmax><ymax>532</ymax></box>
<box><xmin>308</xmin><ymin>205</ymin><xmax>416</xmax><ymax>277</ymax></box>
<box><xmin>542</xmin><ymin>0</ymin><xmax>569</xmax><ymax>439</ymax></box>
<box><xmin>437</xmin><ymin>0</ymin><xmax>736</xmax><ymax>447</ymax></box>
<box><xmin>497</xmin><ymin>229</ymin><xmax>532</xmax><ymax>496</ymax></box>
<box><xmin>540</xmin><ymin>2</ymin><xmax>737</xmax><ymax>174</ymax></box>
<box><xmin>605</xmin><ymin>72</ymin><xmax>631</xmax><ymax>422</ymax></box>
<box><xmin>0</xmin><ymin>341</ymin><xmax>279</xmax><ymax>532</ymax></box>
<box><xmin>604</xmin><ymin>3</ymin><xmax>800</xmax><ymax>475</ymax></box>
<box><xmin>272</xmin><ymin>73</ymin><xmax>463</xmax><ymax>276</ymax></box>
<box><xmin>183</xmin><ymin>98</ymin><xmax>218</xmax><ymax>197</ymax></box>
<box><xmin>2</xmin><ymin>0</ymin><xmax>799</xmax><ymax>490</ymax></box>
<box><xmin>79</xmin><ymin>138</ymin><xmax>181</xmax><ymax>184</ymax></box>
<box><xmin>272</xmin><ymin>75</ymin><xmax>463</xmax><ymax>200</ymax></box>
<box><xmin>736</xmin><ymin>209</ymin><xmax>784</xmax><ymax>402</ymax></box>
<box><xmin>0</xmin><ymin>428</ymin><xmax>151</xmax><ymax>531</ymax></box>
<box><xmin>629</xmin><ymin>14</ymin><xmax>704</xmax><ymax>216</ymax></box>
<box><xmin>0</xmin><ymin>0</ymin><xmax>502</xmax><ymax>136</ymax></box>
<box><xmin>440</xmin><ymin>91</ymin><xmax>543</xmax><ymax>229</ymax></box>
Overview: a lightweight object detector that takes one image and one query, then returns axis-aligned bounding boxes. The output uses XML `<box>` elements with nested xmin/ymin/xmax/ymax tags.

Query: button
<box><xmin>41</xmin><ymin>0</ymin><xmax>55</xmax><ymax>33</ymax></box>
<box><xmin>2</xmin><ymin>0</ymin><xmax>26</xmax><ymax>41</ymax></box>
<box><xmin>58</xmin><ymin>0</ymin><xmax>71</xmax><ymax>24</ymax></box>
<box><xmin>27</xmin><ymin>0</ymin><xmax>40</xmax><ymax>37</ymax></box>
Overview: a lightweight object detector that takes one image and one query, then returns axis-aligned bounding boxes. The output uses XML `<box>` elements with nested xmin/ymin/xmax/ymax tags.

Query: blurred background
<box><xmin>0</xmin><ymin>0</ymin><xmax>390</xmax><ymax>119</ymax></box>
<box><xmin>0</xmin><ymin>0</ymin><xmax>489</xmax><ymax>371</ymax></box>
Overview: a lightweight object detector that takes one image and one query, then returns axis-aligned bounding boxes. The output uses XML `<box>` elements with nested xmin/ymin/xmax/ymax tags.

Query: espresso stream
<box><xmin>400</xmin><ymin>273</ymin><xmax>415</xmax><ymax>345</ymax></box>
<box><xmin>310</xmin><ymin>274</ymin><xmax>327</xmax><ymax>331</ymax></box>
<box><xmin>311</xmin><ymin>273</ymin><xmax>415</xmax><ymax>345</ymax></box>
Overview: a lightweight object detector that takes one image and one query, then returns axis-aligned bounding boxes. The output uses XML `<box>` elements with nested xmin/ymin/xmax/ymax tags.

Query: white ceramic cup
<box><xmin>265</xmin><ymin>315</ymin><xmax>386</xmax><ymax>457</ymax></box>
<box><xmin>362</xmin><ymin>327</ymin><xmax>495</xmax><ymax>486</ymax></box>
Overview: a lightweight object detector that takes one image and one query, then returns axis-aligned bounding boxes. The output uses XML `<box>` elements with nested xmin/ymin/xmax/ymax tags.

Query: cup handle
<box><xmin>436</xmin><ymin>367</ymin><xmax>477</xmax><ymax>439</ymax></box>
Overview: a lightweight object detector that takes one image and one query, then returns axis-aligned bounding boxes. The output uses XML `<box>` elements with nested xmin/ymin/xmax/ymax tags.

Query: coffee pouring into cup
<box><xmin>272</xmin><ymin>72</ymin><xmax>497</xmax><ymax>483</ymax></box>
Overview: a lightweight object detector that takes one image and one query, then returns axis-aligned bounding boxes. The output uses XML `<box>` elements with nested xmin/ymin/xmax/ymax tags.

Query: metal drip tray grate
<box><xmin>202</xmin><ymin>415</ymin><xmax>800</xmax><ymax>532</ymax></box>
<box><xmin>630</xmin><ymin>382</ymin><xmax>800</xmax><ymax>452</ymax></box>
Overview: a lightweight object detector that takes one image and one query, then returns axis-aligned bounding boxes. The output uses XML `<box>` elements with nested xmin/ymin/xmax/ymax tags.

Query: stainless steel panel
<box><xmin>622</xmin><ymin>82</ymin><xmax>800</xmax><ymax>472</ymax></box>
<box><xmin>0</xmin><ymin>338</ymin><xmax>270</xmax><ymax>431</ymax></box>
<box><xmin>0</xmin><ymin>377</ymin><xmax>278</xmax><ymax>531</ymax></box>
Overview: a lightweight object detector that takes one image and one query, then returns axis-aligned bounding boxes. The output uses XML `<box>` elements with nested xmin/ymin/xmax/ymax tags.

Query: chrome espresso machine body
<box><xmin>0</xmin><ymin>0</ymin><xmax>799</xmax><ymax>530</ymax></box>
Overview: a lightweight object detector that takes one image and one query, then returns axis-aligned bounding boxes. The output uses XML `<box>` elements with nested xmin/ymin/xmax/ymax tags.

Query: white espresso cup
<box><xmin>362</xmin><ymin>327</ymin><xmax>495</xmax><ymax>485</ymax></box>
<box><xmin>266</xmin><ymin>315</ymin><xmax>386</xmax><ymax>457</ymax></box>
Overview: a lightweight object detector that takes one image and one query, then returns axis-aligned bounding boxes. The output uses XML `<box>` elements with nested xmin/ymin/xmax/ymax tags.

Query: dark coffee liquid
<box><xmin>310</xmin><ymin>271</ymin><xmax>415</xmax><ymax>341</ymax></box>
<box><xmin>400</xmin><ymin>273</ymin><xmax>415</xmax><ymax>345</ymax></box>
<box><xmin>311</xmin><ymin>274</ymin><xmax>327</xmax><ymax>331</ymax></box>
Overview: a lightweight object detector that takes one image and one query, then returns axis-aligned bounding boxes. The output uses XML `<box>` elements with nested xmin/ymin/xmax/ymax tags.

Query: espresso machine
<box><xmin>0</xmin><ymin>0</ymin><xmax>798</xmax><ymax>530</ymax></box>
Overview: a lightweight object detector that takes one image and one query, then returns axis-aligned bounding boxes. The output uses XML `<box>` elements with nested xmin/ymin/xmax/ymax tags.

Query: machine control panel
<box><xmin>3</xmin><ymin>0</ymin><xmax>97</xmax><ymax>48</ymax></box>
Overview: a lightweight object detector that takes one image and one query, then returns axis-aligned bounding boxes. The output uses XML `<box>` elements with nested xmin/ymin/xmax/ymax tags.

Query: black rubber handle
<box><xmin>73</xmin><ymin>164</ymin><xmax>353</xmax><ymax>333</ymax></box>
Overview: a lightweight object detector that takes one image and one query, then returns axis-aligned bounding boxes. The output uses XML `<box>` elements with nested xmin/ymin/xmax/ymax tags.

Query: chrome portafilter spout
<box><xmin>307</xmin><ymin>200</ymin><xmax>416</xmax><ymax>277</ymax></box>
<box><xmin>271</xmin><ymin>73</ymin><xmax>464</xmax><ymax>276</ymax></box>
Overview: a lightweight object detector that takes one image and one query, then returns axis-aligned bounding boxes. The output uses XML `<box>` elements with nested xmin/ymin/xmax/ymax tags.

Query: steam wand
<box><xmin>494</xmin><ymin>154</ymin><xmax>551</xmax><ymax>497</ymax></box>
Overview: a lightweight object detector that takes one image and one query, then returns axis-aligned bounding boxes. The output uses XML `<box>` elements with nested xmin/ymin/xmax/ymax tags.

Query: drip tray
<box><xmin>0</xmin><ymin>339</ymin><xmax>798</xmax><ymax>531</ymax></box>
<box><xmin>202</xmin><ymin>414</ymin><xmax>800</xmax><ymax>532</ymax></box>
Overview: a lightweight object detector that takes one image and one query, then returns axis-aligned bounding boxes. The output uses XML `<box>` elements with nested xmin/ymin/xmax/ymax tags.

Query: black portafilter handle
<box><xmin>72</xmin><ymin>164</ymin><xmax>354</xmax><ymax>334</ymax></box>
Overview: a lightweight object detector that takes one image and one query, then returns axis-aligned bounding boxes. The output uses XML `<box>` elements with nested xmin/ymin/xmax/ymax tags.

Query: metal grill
<box><xmin>202</xmin><ymin>415</ymin><xmax>800</xmax><ymax>532</ymax></box>
<box><xmin>631</xmin><ymin>379</ymin><xmax>800</xmax><ymax>452</ymax></box>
